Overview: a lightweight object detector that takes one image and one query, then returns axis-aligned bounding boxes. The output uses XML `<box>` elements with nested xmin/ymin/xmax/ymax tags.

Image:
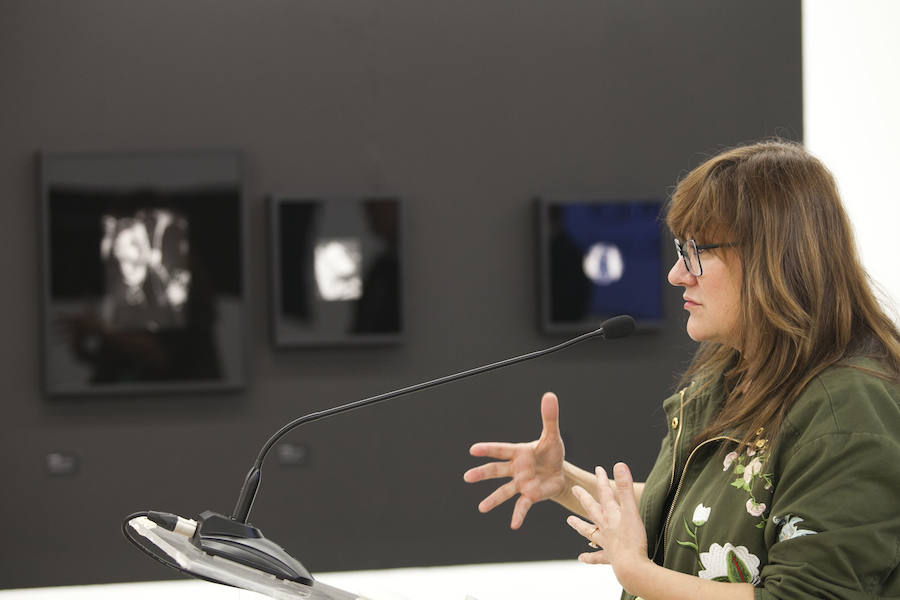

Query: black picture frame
<box><xmin>269</xmin><ymin>196</ymin><xmax>404</xmax><ymax>347</ymax></box>
<box><xmin>536</xmin><ymin>197</ymin><xmax>665</xmax><ymax>334</ymax></box>
<box><xmin>39</xmin><ymin>150</ymin><xmax>248</xmax><ymax>396</ymax></box>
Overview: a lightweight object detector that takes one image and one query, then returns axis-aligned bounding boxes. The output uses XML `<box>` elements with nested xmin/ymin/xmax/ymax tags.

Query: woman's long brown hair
<box><xmin>667</xmin><ymin>139</ymin><xmax>900</xmax><ymax>448</ymax></box>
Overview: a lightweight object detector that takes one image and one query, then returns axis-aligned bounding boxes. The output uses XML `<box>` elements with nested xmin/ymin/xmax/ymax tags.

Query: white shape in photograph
<box><xmin>315</xmin><ymin>238</ymin><xmax>363</xmax><ymax>301</ymax></box>
<box><xmin>583</xmin><ymin>242</ymin><xmax>624</xmax><ymax>285</ymax></box>
<box><xmin>99</xmin><ymin>209</ymin><xmax>192</xmax><ymax>330</ymax></box>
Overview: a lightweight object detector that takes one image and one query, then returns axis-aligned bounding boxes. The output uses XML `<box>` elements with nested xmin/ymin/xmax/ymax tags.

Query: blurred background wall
<box><xmin>0</xmin><ymin>0</ymin><xmax>804</xmax><ymax>588</ymax></box>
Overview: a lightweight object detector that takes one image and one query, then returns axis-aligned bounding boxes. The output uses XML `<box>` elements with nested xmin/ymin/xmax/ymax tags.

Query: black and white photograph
<box><xmin>270</xmin><ymin>196</ymin><xmax>403</xmax><ymax>347</ymax></box>
<box><xmin>40</xmin><ymin>151</ymin><xmax>246</xmax><ymax>395</ymax></box>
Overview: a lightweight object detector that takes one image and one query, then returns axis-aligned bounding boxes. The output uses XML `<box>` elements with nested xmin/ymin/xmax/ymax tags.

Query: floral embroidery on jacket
<box><xmin>676</xmin><ymin>504</ymin><xmax>762</xmax><ymax>585</ymax></box>
<box><xmin>676</xmin><ymin>503</ymin><xmax>712</xmax><ymax>561</ymax></box>
<box><xmin>674</xmin><ymin>432</ymin><xmax>777</xmax><ymax>583</ymax></box>
<box><xmin>773</xmin><ymin>514</ymin><xmax>817</xmax><ymax>542</ymax></box>
<box><xmin>698</xmin><ymin>542</ymin><xmax>761</xmax><ymax>584</ymax></box>
<box><xmin>725</xmin><ymin>428</ymin><xmax>774</xmax><ymax>528</ymax></box>
<box><xmin>692</xmin><ymin>503</ymin><xmax>711</xmax><ymax>526</ymax></box>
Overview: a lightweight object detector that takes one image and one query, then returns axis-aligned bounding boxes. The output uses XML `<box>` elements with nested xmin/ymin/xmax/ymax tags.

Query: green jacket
<box><xmin>624</xmin><ymin>358</ymin><xmax>900</xmax><ymax>599</ymax></box>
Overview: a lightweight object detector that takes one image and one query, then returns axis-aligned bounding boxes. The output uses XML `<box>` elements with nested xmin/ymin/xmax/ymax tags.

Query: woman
<box><xmin>464</xmin><ymin>140</ymin><xmax>900</xmax><ymax>599</ymax></box>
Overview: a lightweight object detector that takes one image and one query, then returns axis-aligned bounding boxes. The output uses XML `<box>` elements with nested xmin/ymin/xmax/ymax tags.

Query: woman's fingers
<box><xmin>566</xmin><ymin>515</ymin><xmax>609</xmax><ymax>563</ymax></box>
<box><xmin>571</xmin><ymin>484</ymin><xmax>607</xmax><ymax>529</ymax></box>
<box><xmin>539</xmin><ymin>392</ymin><xmax>560</xmax><ymax>437</ymax></box>
<box><xmin>578</xmin><ymin>550</ymin><xmax>610</xmax><ymax>564</ymax></box>
<box><xmin>594</xmin><ymin>466</ymin><xmax>618</xmax><ymax>513</ymax></box>
<box><xmin>466</xmin><ymin>396</ymin><xmax>563</xmax><ymax>530</ymax></box>
<box><xmin>469</xmin><ymin>442</ymin><xmax>518</xmax><ymax>460</ymax></box>
<box><xmin>463</xmin><ymin>459</ymin><xmax>511</xmax><ymax>483</ymax></box>
<box><xmin>477</xmin><ymin>479</ymin><xmax>519</xmax><ymax>513</ymax></box>
<box><xmin>613</xmin><ymin>462</ymin><xmax>640</xmax><ymax>519</ymax></box>
<box><xmin>566</xmin><ymin>514</ymin><xmax>597</xmax><ymax>539</ymax></box>
<box><xmin>567</xmin><ymin>464</ymin><xmax>646</xmax><ymax>568</ymax></box>
<box><xmin>511</xmin><ymin>495</ymin><xmax>533</xmax><ymax>530</ymax></box>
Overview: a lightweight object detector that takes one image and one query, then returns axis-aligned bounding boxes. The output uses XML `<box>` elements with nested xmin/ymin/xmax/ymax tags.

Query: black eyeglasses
<box><xmin>674</xmin><ymin>238</ymin><xmax>734</xmax><ymax>277</ymax></box>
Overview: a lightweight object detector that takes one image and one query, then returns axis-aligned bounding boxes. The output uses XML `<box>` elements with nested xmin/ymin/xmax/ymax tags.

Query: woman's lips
<box><xmin>684</xmin><ymin>297</ymin><xmax>700</xmax><ymax>309</ymax></box>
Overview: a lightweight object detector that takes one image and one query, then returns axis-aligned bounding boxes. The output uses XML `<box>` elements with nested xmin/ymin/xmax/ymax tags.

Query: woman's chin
<box><xmin>685</xmin><ymin>321</ymin><xmax>708</xmax><ymax>343</ymax></box>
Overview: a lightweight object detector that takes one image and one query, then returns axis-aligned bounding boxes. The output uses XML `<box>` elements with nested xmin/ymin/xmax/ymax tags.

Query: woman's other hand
<box><xmin>567</xmin><ymin>462</ymin><xmax>651</xmax><ymax>592</ymax></box>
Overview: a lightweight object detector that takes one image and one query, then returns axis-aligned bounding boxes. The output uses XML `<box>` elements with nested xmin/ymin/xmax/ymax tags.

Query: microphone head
<box><xmin>598</xmin><ymin>315</ymin><xmax>635</xmax><ymax>339</ymax></box>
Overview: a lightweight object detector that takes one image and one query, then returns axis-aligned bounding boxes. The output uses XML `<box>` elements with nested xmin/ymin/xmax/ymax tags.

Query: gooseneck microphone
<box><xmin>123</xmin><ymin>315</ymin><xmax>635</xmax><ymax>598</ymax></box>
<box><xmin>232</xmin><ymin>313</ymin><xmax>635</xmax><ymax>524</ymax></box>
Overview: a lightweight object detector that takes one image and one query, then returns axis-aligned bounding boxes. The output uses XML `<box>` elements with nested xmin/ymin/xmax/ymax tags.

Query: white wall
<box><xmin>803</xmin><ymin>0</ymin><xmax>900</xmax><ymax>319</ymax></box>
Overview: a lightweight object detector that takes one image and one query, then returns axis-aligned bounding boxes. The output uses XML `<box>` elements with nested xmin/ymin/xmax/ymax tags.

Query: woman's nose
<box><xmin>667</xmin><ymin>256</ymin><xmax>696</xmax><ymax>287</ymax></box>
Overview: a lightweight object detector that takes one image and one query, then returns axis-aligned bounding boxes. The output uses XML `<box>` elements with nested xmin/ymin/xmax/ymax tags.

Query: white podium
<box><xmin>0</xmin><ymin>561</ymin><xmax>622</xmax><ymax>600</ymax></box>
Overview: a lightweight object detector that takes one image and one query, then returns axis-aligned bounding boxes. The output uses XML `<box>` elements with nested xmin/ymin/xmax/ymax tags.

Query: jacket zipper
<box><xmin>649</xmin><ymin>388</ymin><xmax>686</xmax><ymax>562</ymax></box>
<box><xmin>669</xmin><ymin>389</ymin><xmax>687</xmax><ymax>493</ymax></box>
<box><xmin>661</xmin><ymin>434</ymin><xmax>738</xmax><ymax>553</ymax></box>
<box><xmin>650</xmin><ymin>386</ymin><xmax>741</xmax><ymax>562</ymax></box>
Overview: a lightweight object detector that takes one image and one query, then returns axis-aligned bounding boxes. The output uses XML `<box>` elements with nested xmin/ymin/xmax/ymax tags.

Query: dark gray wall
<box><xmin>0</xmin><ymin>0</ymin><xmax>801</xmax><ymax>589</ymax></box>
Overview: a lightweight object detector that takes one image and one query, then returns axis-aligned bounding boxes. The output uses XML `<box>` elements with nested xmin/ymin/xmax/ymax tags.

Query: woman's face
<box><xmin>667</xmin><ymin>240</ymin><xmax>743</xmax><ymax>349</ymax></box>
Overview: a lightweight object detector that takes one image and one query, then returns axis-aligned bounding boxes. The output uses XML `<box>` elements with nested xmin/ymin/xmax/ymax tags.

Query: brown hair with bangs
<box><xmin>667</xmin><ymin>139</ymin><xmax>900</xmax><ymax>449</ymax></box>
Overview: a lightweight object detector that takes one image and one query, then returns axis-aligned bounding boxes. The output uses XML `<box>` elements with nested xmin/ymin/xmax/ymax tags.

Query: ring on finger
<box><xmin>587</xmin><ymin>526</ymin><xmax>601</xmax><ymax>549</ymax></box>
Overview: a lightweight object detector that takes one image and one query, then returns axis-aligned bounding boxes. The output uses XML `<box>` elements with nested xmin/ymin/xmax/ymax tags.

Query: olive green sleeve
<box><xmin>755</xmin><ymin>432</ymin><xmax>900</xmax><ymax>599</ymax></box>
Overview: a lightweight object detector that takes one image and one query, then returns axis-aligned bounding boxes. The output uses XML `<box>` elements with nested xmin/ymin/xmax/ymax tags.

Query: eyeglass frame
<box><xmin>673</xmin><ymin>238</ymin><xmax>736</xmax><ymax>277</ymax></box>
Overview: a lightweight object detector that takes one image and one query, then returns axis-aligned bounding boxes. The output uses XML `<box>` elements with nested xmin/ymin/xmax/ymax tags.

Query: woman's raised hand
<box><xmin>463</xmin><ymin>392</ymin><xmax>567</xmax><ymax>529</ymax></box>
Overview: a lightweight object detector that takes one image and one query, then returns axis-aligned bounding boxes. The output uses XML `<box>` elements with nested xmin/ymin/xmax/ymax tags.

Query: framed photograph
<box><xmin>536</xmin><ymin>198</ymin><xmax>664</xmax><ymax>333</ymax></box>
<box><xmin>269</xmin><ymin>196</ymin><xmax>404</xmax><ymax>347</ymax></box>
<box><xmin>39</xmin><ymin>151</ymin><xmax>247</xmax><ymax>395</ymax></box>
